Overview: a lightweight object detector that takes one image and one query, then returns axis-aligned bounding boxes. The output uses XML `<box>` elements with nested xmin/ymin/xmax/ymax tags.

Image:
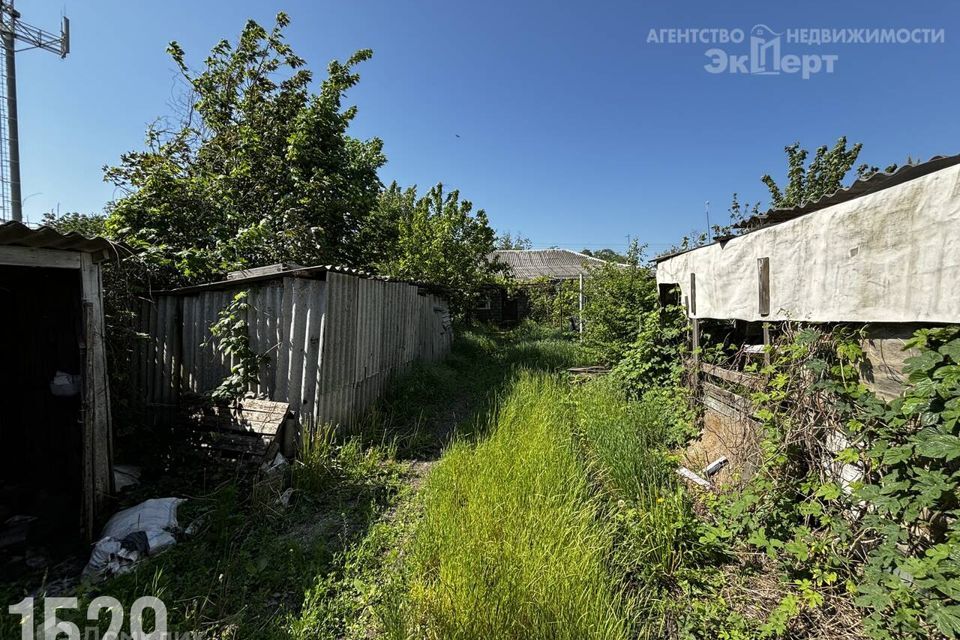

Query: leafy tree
<box><xmin>721</xmin><ymin>137</ymin><xmax>894</xmax><ymax>234</ymax></box>
<box><xmin>378</xmin><ymin>183</ymin><xmax>502</xmax><ymax>314</ymax></box>
<box><xmin>40</xmin><ymin>210</ymin><xmax>107</xmax><ymax>237</ymax></box>
<box><xmin>761</xmin><ymin>137</ymin><xmax>863</xmax><ymax>209</ymax></box>
<box><xmin>495</xmin><ymin>231</ymin><xmax>532</xmax><ymax>250</ymax></box>
<box><xmin>580</xmin><ymin>240</ymin><xmax>655</xmax><ymax>364</ymax></box>
<box><xmin>581</xmin><ymin>248</ymin><xmax>628</xmax><ymax>264</ymax></box>
<box><xmin>104</xmin><ymin>13</ymin><xmax>385</xmax><ymax>285</ymax></box>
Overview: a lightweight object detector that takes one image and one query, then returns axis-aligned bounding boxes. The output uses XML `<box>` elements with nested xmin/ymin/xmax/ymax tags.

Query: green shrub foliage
<box><xmin>701</xmin><ymin>326</ymin><xmax>960</xmax><ymax>639</ymax></box>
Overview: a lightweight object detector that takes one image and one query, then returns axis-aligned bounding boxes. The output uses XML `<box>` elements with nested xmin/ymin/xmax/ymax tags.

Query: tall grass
<box><xmin>575</xmin><ymin>379</ymin><xmax>702</xmax><ymax>638</ymax></box>
<box><xmin>389</xmin><ymin>372</ymin><xmax>629</xmax><ymax>640</ymax></box>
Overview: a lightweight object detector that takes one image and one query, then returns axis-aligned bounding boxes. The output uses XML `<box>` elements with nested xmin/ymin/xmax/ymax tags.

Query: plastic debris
<box><xmin>113</xmin><ymin>465</ymin><xmax>141</xmax><ymax>492</ymax></box>
<box><xmin>277</xmin><ymin>487</ymin><xmax>295</xmax><ymax>508</ymax></box>
<box><xmin>83</xmin><ymin>498</ymin><xmax>184</xmax><ymax>580</ymax></box>
<box><xmin>261</xmin><ymin>452</ymin><xmax>289</xmax><ymax>476</ymax></box>
<box><xmin>703</xmin><ymin>457</ymin><xmax>729</xmax><ymax>477</ymax></box>
<box><xmin>676</xmin><ymin>467</ymin><xmax>713</xmax><ymax>489</ymax></box>
<box><xmin>49</xmin><ymin>371</ymin><xmax>81</xmax><ymax>397</ymax></box>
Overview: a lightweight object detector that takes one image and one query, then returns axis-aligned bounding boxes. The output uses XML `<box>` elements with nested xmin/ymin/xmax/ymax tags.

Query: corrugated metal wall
<box><xmin>135</xmin><ymin>272</ymin><xmax>453</xmax><ymax>426</ymax></box>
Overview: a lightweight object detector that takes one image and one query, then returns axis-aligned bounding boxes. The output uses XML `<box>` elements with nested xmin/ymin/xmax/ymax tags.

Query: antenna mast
<box><xmin>705</xmin><ymin>201</ymin><xmax>711</xmax><ymax>242</ymax></box>
<box><xmin>0</xmin><ymin>1</ymin><xmax>69</xmax><ymax>222</ymax></box>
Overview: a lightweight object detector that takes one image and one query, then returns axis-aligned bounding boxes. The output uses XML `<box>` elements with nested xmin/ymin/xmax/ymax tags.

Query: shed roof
<box><xmin>490</xmin><ymin>249</ymin><xmax>612</xmax><ymax>281</ymax></box>
<box><xmin>159</xmin><ymin>263</ymin><xmax>447</xmax><ymax>296</ymax></box>
<box><xmin>736</xmin><ymin>153</ymin><xmax>960</xmax><ymax>231</ymax></box>
<box><xmin>0</xmin><ymin>220</ymin><xmax>119</xmax><ymax>260</ymax></box>
<box><xmin>654</xmin><ymin>153</ymin><xmax>960</xmax><ymax>263</ymax></box>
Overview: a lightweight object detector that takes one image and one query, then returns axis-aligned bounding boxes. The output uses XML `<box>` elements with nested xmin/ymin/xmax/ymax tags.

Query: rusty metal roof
<box><xmin>0</xmin><ymin>220</ymin><xmax>120</xmax><ymax>260</ymax></box>
<box><xmin>490</xmin><ymin>249</ymin><xmax>612</xmax><ymax>281</ymax></box>
<box><xmin>655</xmin><ymin>153</ymin><xmax>960</xmax><ymax>263</ymax></box>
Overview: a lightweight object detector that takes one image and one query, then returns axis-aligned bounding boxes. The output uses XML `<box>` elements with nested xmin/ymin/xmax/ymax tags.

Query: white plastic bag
<box><xmin>83</xmin><ymin>498</ymin><xmax>185</xmax><ymax>580</ymax></box>
<box><xmin>49</xmin><ymin>371</ymin><xmax>81</xmax><ymax>397</ymax></box>
<box><xmin>101</xmin><ymin>498</ymin><xmax>183</xmax><ymax>539</ymax></box>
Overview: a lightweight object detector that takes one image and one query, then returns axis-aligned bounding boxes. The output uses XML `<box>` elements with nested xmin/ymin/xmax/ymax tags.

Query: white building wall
<box><xmin>656</xmin><ymin>163</ymin><xmax>960</xmax><ymax>323</ymax></box>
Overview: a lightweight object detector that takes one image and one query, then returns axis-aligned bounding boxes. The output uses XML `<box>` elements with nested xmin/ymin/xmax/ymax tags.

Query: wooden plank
<box><xmin>700</xmin><ymin>362</ymin><xmax>762</xmax><ymax>390</ymax></box>
<box><xmin>80</xmin><ymin>254</ymin><xmax>112</xmax><ymax>540</ymax></box>
<box><xmin>757</xmin><ymin>257</ymin><xmax>770</xmax><ymax>317</ymax></box>
<box><xmin>703</xmin><ymin>394</ymin><xmax>762</xmax><ymax>428</ymax></box>
<box><xmin>691</xmin><ymin>317</ymin><xmax>700</xmax><ymax>364</ymax></box>
<box><xmin>763</xmin><ymin>323</ymin><xmax>772</xmax><ymax>366</ymax></box>
<box><xmin>689</xmin><ymin>272</ymin><xmax>697</xmax><ymax>316</ymax></box>
<box><xmin>702</xmin><ymin>380</ymin><xmax>754</xmax><ymax>415</ymax></box>
<box><xmin>195</xmin><ymin>416</ymin><xmax>281</xmax><ymax>437</ymax></box>
<box><xmin>0</xmin><ymin>245</ymin><xmax>82</xmax><ymax>268</ymax></box>
<box><xmin>236</xmin><ymin>399</ymin><xmax>289</xmax><ymax>436</ymax></box>
<box><xmin>201</xmin><ymin>431</ymin><xmax>269</xmax><ymax>455</ymax></box>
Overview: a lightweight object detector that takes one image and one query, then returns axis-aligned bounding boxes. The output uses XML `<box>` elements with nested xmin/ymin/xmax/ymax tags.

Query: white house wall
<box><xmin>656</xmin><ymin>163</ymin><xmax>960</xmax><ymax>323</ymax></box>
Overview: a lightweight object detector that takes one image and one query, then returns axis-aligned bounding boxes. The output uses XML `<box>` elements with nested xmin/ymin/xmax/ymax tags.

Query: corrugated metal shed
<box><xmin>137</xmin><ymin>266</ymin><xmax>452</xmax><ymax>428</ymax></box>
<box><xmin>158</xmin><ymin>263</ymin><xmax>446</xmax><ymax>295</ymax></box>
<box><xmin>0</xmin><ymin>220</ymin><xmax>120</xmax><ymax>259</ymax></box>
<box><xmin>490</xmin><ymin>249</ymin><xmax>611</xmax><ymax>281</ymax></box>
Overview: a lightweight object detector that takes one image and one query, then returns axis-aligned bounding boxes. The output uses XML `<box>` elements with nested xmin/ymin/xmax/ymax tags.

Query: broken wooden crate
<box><xmin>187</xmin><ymin>397</ymin><xmax>299</xmax><ymax>460</ymax></box>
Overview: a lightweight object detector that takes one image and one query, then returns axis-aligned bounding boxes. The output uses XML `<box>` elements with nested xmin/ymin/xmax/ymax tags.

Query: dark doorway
<box><xmin>503</xmin><ymin>296</ymin><xmax>520</xmax><ymax>324</ymax></box>
<box><xmin>0</xmin><ymin>265</ymin><xmax>85</xmax><ymax>568</ymax></box>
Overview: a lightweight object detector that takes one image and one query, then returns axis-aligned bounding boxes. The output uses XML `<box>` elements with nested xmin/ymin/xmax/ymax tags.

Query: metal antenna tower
<box><xmin>0</xmin><ymin>1</ymin><xmax>69</xmax><ymax>222</ymax></box>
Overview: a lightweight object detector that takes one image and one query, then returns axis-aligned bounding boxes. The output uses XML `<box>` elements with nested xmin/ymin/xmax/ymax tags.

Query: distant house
<box><xmin>477</xmin><ymin>249</ymin><xmax>612</xmax><ymax>325</ymax></box>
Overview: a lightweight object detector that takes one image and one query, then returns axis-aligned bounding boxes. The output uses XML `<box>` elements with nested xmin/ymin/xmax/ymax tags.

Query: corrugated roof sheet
<box><xmin>737</xmin><ymin>153</ymin><xmax>960</xmax><ymax>231</ymax></box>
<box><xmin>161</xmin><ymin>264</ymin><xmax>448</xmax><ymax>295</ymax></box>
<box><xmin>654</xmin><ymin>153</ymin><xmax>960</xmax><ymax>263</ymax></box>
<box><xmin>490</xmin><ymin>249</ymin><xmax>612</xmax><ymax>281</ymax></box>
<box><xmin>0</xmin><ymin>220</ymin><xmax>119</xmax><ymax>260</ymax></box>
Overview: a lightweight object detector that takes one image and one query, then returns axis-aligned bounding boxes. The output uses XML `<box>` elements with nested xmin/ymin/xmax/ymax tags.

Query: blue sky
<box><xmin>13</xmin><ymin>0</ymin><xmax>960</xmax><ymax>254</ymax></box>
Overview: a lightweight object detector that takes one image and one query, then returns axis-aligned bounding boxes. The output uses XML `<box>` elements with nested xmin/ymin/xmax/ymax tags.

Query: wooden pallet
<box><xmin>187</xmin><ymin>397</ymin><xmax>296</xmax><ymax>460</ymax></box>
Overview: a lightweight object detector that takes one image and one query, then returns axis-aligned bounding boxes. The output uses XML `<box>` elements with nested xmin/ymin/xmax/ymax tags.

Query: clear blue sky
<box><xmin>13</xmin><ymin>0</ymin><xmax>960</xmax><ymax>254</ymax></box>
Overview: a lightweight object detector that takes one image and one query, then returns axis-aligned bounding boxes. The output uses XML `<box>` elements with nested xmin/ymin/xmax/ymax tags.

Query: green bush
<box><xmin>580</xmin><ymin>242</ymin><xmax>657</xmax><ymax>365</ymax></box>
<box><xmin>699</xmin><ymin>325</ymin><xmax>960</xmax><ymax>639</ymax></box>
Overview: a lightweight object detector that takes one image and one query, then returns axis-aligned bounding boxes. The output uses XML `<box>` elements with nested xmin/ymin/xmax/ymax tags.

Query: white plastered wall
<box><xmin>656</xmin><ymin>163</ymin><xmax>960</xmax><ymax>323</ymax></box>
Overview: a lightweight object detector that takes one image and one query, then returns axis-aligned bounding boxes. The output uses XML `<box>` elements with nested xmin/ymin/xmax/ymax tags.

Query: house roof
<box><xmin>490</xmin><ymin>249</ymin><xmax>612</xmax><ymax>281</ymax></box>
<box><xmin>654</xmin><ymin>152</ymin><xmax>960</xmax><ymax>263</ymax></box>
<box><xmin>0</xmin><ymin>220</ymin><xmax>121</xmax><ymax>261</ymax></box>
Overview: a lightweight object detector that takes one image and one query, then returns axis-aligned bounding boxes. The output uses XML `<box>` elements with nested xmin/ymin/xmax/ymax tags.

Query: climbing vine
<box><xmin>206</xmin><ymin>291</ymin><xmax>268</xmax><ymax>403</ymax></box>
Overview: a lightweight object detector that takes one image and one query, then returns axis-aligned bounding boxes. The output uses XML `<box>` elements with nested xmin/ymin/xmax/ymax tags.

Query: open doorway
<box><xmin>0</xmin><ymin>265</ymin><xmax>85</xmax><ymax>572</ymax></box>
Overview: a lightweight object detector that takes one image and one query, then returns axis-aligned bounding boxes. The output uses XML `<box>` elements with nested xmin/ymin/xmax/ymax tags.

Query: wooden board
<box><xmin>187</xmin><ymin>397</ymin><xmax>292</xmax><ymax>459</ymax></box>
<box><xmin>757</xmin><ymin>257</ymin><xmax>770</xmax><ymax>317</ymax></box>
<box><xmin>689</xmin><ymin>272</ymin><xmax>697</xmax><ymax>315</ymax></box>
<box><xmin>0</xmin><ymin>246</ymin><xmax>82</xmax><ymax>269</ymax></box>
<box><xmin>702</xmin><ymin>380</ymin><xmax>754</xmax><ymax>416</ymax></box>
<box><xmin>80</xmin><ymin>253</ymin><xmax>112</xmax><ymax>541</ymax></box>
<box><xmin>700</xmin><ymin>362</ymin><xmax>762</xmax><ymax>390</ymax></box>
